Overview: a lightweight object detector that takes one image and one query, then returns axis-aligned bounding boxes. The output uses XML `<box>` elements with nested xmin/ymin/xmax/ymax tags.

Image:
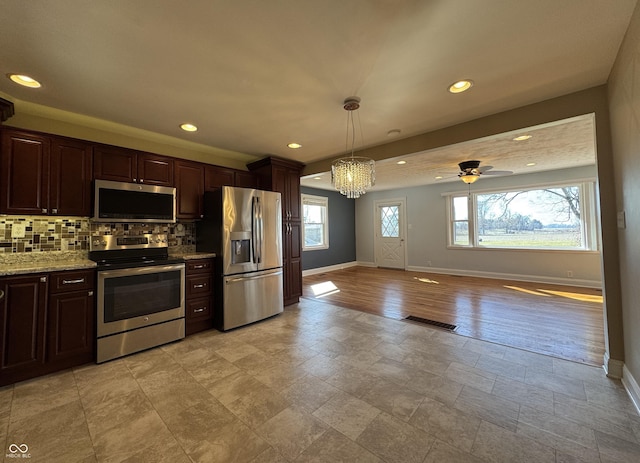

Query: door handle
<box><xmin>226</xmin><ymin>270</ymin><xmax>283</xmax><ymax>283</ymax></box>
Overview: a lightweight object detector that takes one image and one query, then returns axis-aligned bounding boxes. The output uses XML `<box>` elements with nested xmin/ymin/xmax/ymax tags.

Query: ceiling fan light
<box><xmin>460</xmin><ymin>173</ymin><xmax>480</xmax><ymax>184</ymax></box>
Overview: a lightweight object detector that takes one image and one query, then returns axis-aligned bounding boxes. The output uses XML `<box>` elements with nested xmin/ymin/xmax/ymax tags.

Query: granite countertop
<box><xmin>0</xmin><ymin>248</ymin><xmax>216</xmax><ymax>277</ymax></box>
<box><xmin>0</xmin><ymin>251</ymin><xmax>96</xmax><ymax>277</ymax></box>
<box><xmin>171</xmin><ymin>251</ymin><xmax>216</xmax><ymax>260</ymax></box>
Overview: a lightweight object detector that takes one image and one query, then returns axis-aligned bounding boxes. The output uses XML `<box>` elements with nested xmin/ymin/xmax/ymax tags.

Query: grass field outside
<box><xmin>455</xmin><ymin>228</ymin><xmax>582</xmax><ymax>248</ymax></box>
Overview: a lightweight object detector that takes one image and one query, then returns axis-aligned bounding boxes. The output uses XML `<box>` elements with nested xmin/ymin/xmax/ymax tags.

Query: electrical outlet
<box><xmin>427</xmin><ymin>260</ymin><xmax>432</xmax><ymax>267</ymax></box>
<box><xmin>567</xmin><ymin>270</ymin><xmax>573</xmax><ymax>278</ymax></box>
<box><xmin>11</xmin><ymin>223</ymin><xmax>25</xmax><ymax>238</ymax></box>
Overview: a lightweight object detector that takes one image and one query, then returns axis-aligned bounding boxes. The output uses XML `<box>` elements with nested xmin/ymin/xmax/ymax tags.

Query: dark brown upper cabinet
<box><xmin>94</xmin><ymin>145</ymin><xmax>174</xmax><ymax>186</ymax></box>
<box><xmin>0</xmin><ymin>129</ymin><xmax>50</xmax><ymax>215</ymax></box>
<box><xmin>50</xmin><ymin>137</ymin><xmax>93</xmax><ymax>216</ymax></box>
<box><xmin>204</xmin><ymin>165</ymin><xmax>235</xmax><ymax>191</ymax></box>
<box><xmin>0</xmin><ymin>128</ymin><xmax>92</xmax><ymax>216</ymax></box>
<box><xmin>175</xmin><ymin>160</ymin><xmax>204</xmax><ymax>219</ymax></box>
<box><xmin>234</xmin><ymin>170</ymin><xmax>259</xmax><ymax>189</ymax></box>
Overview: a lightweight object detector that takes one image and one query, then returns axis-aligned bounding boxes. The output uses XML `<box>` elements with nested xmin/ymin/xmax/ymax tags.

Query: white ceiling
<box><xmin>0</xmin><ymin>1</ymin><xmax>635</xmax><ymax>189</ymax></box>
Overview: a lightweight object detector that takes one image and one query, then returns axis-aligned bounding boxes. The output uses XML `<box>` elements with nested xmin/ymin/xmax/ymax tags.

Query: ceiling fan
<box><xmin>457</xmin><ymin>160</ymin><xmax>513</xmax><ymax>184</ymax></box>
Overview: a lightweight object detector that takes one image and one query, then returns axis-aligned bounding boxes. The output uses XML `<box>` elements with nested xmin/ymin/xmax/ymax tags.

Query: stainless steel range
<box><xmin>89</xmin><ymin>234</ymin><xmax>185</xmax><ymax>363</ymax></box>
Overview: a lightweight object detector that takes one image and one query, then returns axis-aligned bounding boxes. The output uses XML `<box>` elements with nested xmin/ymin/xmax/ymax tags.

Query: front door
<box><xmin>374</xmin><ymin>199</ymin><xmax>406</xmax><ymax>269</ymax></box>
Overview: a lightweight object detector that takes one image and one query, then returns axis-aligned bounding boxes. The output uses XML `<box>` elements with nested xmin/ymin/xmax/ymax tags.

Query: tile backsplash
<box><xmin>0</xmin><ymin>216</ymin><xmax>196</xmax><ymax>253</ymax></box>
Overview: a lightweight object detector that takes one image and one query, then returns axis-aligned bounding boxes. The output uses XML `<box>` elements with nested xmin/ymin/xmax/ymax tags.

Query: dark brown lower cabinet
<box><xmin>47</xmin><ymin>270</ymin><xmax>95</xmax><ymax>368</ymax></box>
<box><xmin>0</xmin><ymin>269</ymin><xmax>95</xmax><ymax>387</ymax></box>
<box><xmin>0</xmin><ymin>274</ymin><xmax>48</xmax><ymax>385</ymax></box>
<box><xmin>185</xmin><ymin>259</ymin><xmax>214</xmax><ymax>335</ymax></box>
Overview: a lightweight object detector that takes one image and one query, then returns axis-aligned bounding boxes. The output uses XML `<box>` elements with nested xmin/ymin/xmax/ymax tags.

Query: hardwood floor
<box><xmin>302</xmin><ymin>266</ymin><xmax>605</xmax><ymax>366</ymax></box>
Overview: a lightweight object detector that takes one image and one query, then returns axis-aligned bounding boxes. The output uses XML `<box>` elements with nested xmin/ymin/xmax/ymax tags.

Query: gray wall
<box><xmin>356</xmin><ymin>165</ymin><xmax>602</xmax><ymax>286</ymax></box>
<box><xmin>608</xmin><ymin>2</ymin><xmax>640</xmax><ymax>384</ymax></box>
<box><xmin>301</xmin><ymin>186</ymin><xmax>356</xmax><ymax>270</ymax></box>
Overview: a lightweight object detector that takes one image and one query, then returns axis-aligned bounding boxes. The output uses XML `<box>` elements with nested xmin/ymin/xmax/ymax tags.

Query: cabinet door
<box><xmin>138</xmin><ymin>153</ymin><xmax>174</xmax><ymax>186</ymax></box>
<box><xmin>0</xmin><ymin>275</ymin><xmax>48</xmax><ymax>385</ymax></box>
<box><xmin>234</xmin><ymin>171</ymin><xmax>258</xmax><ymax>189</ymax></box>
<box><xmin>286</xmin><ymin>169</ymin><xmax>301</xmax><ymax>221</ymax></box>
<box><xmin>175</xmin><ymin>161</ymin><xmax>204</xmax><ymax>219</ymax></box>
<box><xmin>47</xmin><ymin>290</ymin><xmax>94</xmax><ymax>364</ymax></box>
<box><xmin>272</xmin><ymin>165</ymin><xmax>289</xmax><ymax>216</ymax></box>
<box><xmin>50</xmin><ymin>137</ymin><xmax>93</xmax><ymax>216</ymax></box>
<box><xmin>284</xmin><ymin>221</ymin><xmax>302</xmax><ymax>304</ymax></box>
<box><xmin>93</xmin><ymin>145</ymin><xmax>137</xmax><ymax>182</ymax></box>
<box><xmin>204</xmin><ymin>165</ymin><xmax>235</xmax><ymax>191</ymax></box>
<box><xmin>0</xmin><ymin>129</ymin><xmax>50</xmax><ymax>215</ymax></box>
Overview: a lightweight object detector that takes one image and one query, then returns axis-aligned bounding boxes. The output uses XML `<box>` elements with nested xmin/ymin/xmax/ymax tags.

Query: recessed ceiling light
<box><xmin>448</xmin><ymin>80</ymin><xmax>473</xmax><ymax>94</ymax></box>
<box><xmin>8</xmin><ymin>73</ymin><xmax>41</xmax><ymax>88</ymax></box>
<box><xmin>180</xmin><ymin>123</ymin><xmax>198</xmax><ymax>132</ymax></box>
<box><xmin>313</xmin><ymin>177</ymin><xmax>322</xmax><ymax>180</ymax></box>
<box><xmin>513</xmin><ymin>135</ymin><xmax>532</xmax><ymax>141</ymax></box>
<box><xmin>397</xmin><ymin>160</ymin><xmax>407</xmax><ymax>165</ymax></box>
<box><xmin>526</xmin><ymin>162</ymin><xmax>536</xmax><ymax>167</ymax></box>
<box><xmin>435</xmin><ymin>176</ymin><xmax>443</xmax><ymax>180</ymax></box>
<box><xmin>387</xmin><ymin>129</ymin><xmax>401</xmax><ymax>137</ymax></box>
<box><xmin>287</xmin><ymin>142</ymin><xmax>302</xmax><ymax>149</ymax></box>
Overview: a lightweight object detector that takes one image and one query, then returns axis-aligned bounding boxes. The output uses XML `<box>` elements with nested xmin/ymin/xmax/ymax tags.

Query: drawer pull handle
<box><xmin>194</xmin><ymin>283</ymin><xmax>206</xmax><ymax>288</ymax></box>
<box><xmin>193</xmin><ymin>265</ymin><xmax>204</xmax><ymax>269</ymax></box>
<box><xmin>0</xmin><ymin>290</ymin><xmax>4</xmax><ymax>300</ymax></box>
<box><xmin>194</xmin><ymin>307</ymin><xmax>206</xmax><ymax>313</ymax></box>
<box><xmin>63</xmin><ymin>278</ymin><xmax>85</xmax><ymax>285</ymax></box>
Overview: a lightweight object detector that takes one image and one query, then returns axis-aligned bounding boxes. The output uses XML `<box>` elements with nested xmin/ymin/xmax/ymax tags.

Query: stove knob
<box><xmin>101</xmin><ymin>240</ymin><xmax>107</xmax><ymax>247</ymax></box>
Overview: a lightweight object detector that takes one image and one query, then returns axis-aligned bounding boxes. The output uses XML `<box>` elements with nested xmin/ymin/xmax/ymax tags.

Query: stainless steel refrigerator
<box><xmin>197</xmin><ymin>186</ymin><xmax>283</xmax><ymax>330</ymax></box>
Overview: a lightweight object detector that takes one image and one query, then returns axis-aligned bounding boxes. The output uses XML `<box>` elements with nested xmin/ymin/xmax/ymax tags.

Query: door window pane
<box><xmin>380</xmin><ymin>206</ymin><xmax>399</xmax><ymax>237</ymax></box>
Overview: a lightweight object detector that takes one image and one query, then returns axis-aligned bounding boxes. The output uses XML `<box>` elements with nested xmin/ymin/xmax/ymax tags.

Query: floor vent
<box><xmin>405</xmin><ymin>316</ymin><xmax>457</xmax><ymax>331</ymax></box>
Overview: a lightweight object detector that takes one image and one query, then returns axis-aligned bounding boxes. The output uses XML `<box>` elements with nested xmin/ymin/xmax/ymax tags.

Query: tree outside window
<box><xmin>449</xmin><ymin>183</ymin><xmax>595</xmax><ymax>250</ymax></box>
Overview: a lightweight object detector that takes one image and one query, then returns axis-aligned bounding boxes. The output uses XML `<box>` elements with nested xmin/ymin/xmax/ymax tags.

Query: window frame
<box><xmin>445</xmin><ymin>179</ymin><xmax>599</xmax><ymax>252</ymax></box>
<box><xmin>301</xmin><ymin>193</ymin><xmax>329</xmax><ymax>251</ymax></box>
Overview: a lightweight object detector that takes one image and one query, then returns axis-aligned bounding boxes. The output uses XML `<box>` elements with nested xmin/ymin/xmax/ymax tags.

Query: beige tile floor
<box><xmin>2</xmin><ymin>298</ymin><xmax>640</xmax><ymax>462</ymax></box>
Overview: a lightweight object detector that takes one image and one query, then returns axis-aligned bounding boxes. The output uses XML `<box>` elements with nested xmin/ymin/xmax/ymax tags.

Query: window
<box><xmin>302</xmin><ymin>194</ymin><xmax>329</xmax><ymax>250</ymax></box>
<box><xmin>448</xmin><ymin>182</ymin><xmax>598</xmax><ymax>250</ymax></box>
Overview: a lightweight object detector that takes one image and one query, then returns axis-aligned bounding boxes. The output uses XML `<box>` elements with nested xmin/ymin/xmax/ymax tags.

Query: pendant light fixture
<box><xmin>331</xmin><ymin>97</ymin><xmax>375</xmax><ymax>199</ymax></box>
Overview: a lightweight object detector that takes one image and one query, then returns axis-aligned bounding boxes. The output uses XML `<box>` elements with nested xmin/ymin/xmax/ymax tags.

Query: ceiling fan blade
<box><xmin>482</xmin><ymin>169</ymin><xmax>513</xmax><ymax>175</ymax></box>
<box><xmin>478</xmin><ymin>165</ymin><xmax>494</xmax><ymax>173</ymax></box>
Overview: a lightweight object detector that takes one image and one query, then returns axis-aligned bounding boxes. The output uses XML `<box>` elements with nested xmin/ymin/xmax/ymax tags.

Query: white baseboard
<box><xmin>302</xmin><ymin>261</ymin><xmax>359</xmax><ymax>277</ymax></box>
<box><xmin>622</xmin><ymin>365</ymin><xmax>640</xmax><ymax>416</ymax></box>
<box><xmin>406</xmin><ymin>265</ymin><xmax>601</xmax><ymax>289</ymax></box>
<box><xmin>356</xmin><ymin>261</ymin><xmax>377</xmax><ymax>268</ymax></box>
<box><xmin>603</xmin><ymin>351</ymin><xmax>624</xmax><ymax>378</ymax></box>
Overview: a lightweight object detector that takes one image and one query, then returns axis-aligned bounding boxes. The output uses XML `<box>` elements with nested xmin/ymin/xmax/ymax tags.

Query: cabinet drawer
<box><xmin>186</xmin><ymin>259</ymin><xmax>213</xmax><ymax>274</ymax></box>
<box><xmin>186</xmin><ymin>297</ymin><xmax>212</xmax><ymax>322</ymax></box>
<box><xmin>50</xmin><ymin>270</ymin><xmax>95</xmax><ymax>294</ymax></box>
<box><xmin>186</xmin><ymin>274</ymin><xmax>212</xmax><ymax>298</ymax></box>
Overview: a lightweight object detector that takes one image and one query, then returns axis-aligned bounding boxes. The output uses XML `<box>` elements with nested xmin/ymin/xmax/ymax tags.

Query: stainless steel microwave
<box><xmin>93</xmin><ymin>180</ymin><xmax>176</xmax><ymax>223</ymax></box>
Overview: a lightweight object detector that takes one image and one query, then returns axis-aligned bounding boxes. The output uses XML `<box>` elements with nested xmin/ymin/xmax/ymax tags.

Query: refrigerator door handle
<box><xmin>252</xmin><ymin>196</ymin><xmax>259</xmax><ymax>264</ymax></box>
<box><xmin>255</xmin><ymin>197</ymin><xmax>262</xmax><ymax>264</ymax></box>
<box><xmin>226</xmin><ymin>270</ymin><xmax>283</xmax><ymax>283</ymax></box>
